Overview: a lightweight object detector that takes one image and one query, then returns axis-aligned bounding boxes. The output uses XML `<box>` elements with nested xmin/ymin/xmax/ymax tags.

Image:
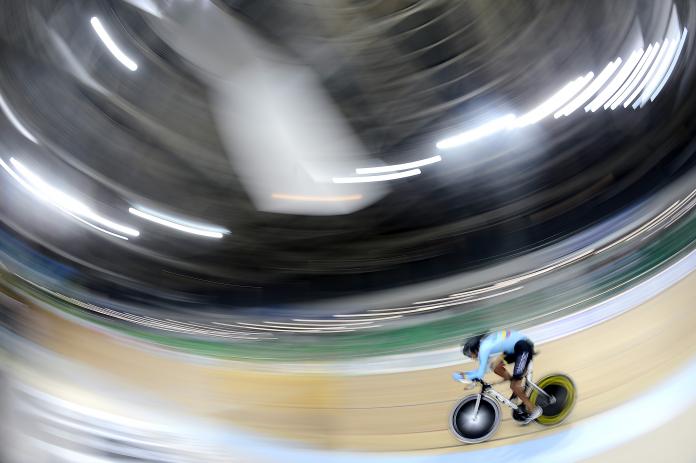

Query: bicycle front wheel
<box><xmin>449</xmin><ymin>395</ymin><xmax>501</xmax><ymax>444</ymax></box>
<box><xmin>530</xmin><ymin>373</ymin><xmax>576</xmax><ymax>426</ymax></box>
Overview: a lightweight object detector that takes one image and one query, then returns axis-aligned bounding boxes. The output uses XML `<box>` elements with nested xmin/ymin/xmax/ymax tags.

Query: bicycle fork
<box><xmin>525</xmin><ymin>375</ymin><xmax>557</xmax><ymax>405</ymax></box>
<box><xmin>521</xmin><ymin>364</ymin><xmax>557</xmax><ymax>405</ymax></box>
<box><xmin>507</xmin><ymin>381</ymin><xmax>556</xmax><ymax>406</ymax></box>
<box><xmin>472</xmin><ymin>394</ymin><xmax>482</xmax><ymax>421</ymax></box>
<box><xmin>531</xmin><ymin>383</ymin><xmax>557</xmax><ymax>404</ymax></box>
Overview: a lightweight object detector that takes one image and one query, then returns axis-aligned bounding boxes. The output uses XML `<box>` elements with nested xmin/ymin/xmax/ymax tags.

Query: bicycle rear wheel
<box><xmin>530</xmin><ymin>373</ymin><xmax>576</xmax><ymax>426</ymax></box>
<box><xmin>449</xmin><ymin>395</ymin><xmax>501</xmax><ymax>444</ymax></box>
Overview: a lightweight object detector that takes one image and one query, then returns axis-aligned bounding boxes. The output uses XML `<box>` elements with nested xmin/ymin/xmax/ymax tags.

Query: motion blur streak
<box><xmin>638</xmin><ymin>39</ymin><xmax>679</xmax><ymax>108</ymax></box>
<box><xmin>514</xmin><ymin>73</ymin><xmax>594</xmax><ymax>127</ymax></box>
<box><xmin>3</xmin><ymin>1</ymin><xmax>696</xmax><ymax>461</ymax></box>
<box><xmin>651</xmin><ymin>28</ymin><xmax>689</xmax><ymax>101</ymax></box>
<box><xmin>90</xmin><ymin>17</ymin><xmax>138</xmax><ymax>71</ymax></box>
<box><xmin>1</xmin><ymin>158</ymin><xmax>139</xmax><ymax>238</ymax></box>
<box><xmin>292</xmin><ymin>315</ymin><xmax>403</xmax><ymax>323</ymax></box>
<box><xmin>624</xmin><ymin>41</ymin><xmax>670</xmax><ymax>108</ymax></box>
<box><xmin>356</xmin><ymin>155</ymin><xmax>442</xmax><ymax>174</ymax></box>
<box><xmin>364</xmin><ymin>286</ymin><xmax>524</xmax><ymax>315</ymax></box>
<box><xmin>0</xmin><ymin>92</ymin><xmax>39</xmax><ymax>143</ymax></box>
<box><xmin>604</xmin><ymin>47</ymin><xmax>651</xmax><ymax>109</ymax></box>
<box><xmin>610</xmin><ymin>44</ymin><xmax>659</xmax><ymax>110</ymax></box>
<box><xmin>2</xmin><ymin>158</ymin><xmax>129</xmax><ymax>241</ymax></box>
<box><xmin>128</xmin><ymin>207</ymin><xmax>227</xmax><ymax>239</ymax></box>
<box><xmin>271</xmin><ymin>193</ymin><xmax>363</xmax><ymax>202</ymax></box>
<box><xmin>555</xmin><ymin>59</ymin><xmax>621</xmax><ymax>118</ymax></box>
<box><xmin>332</xmin><ymin>168</ymin><xmax>421</xmax><ymax>183</ymax></box>
<box><xmin>436</xmin><ymin>114</ymin><xmax>515</xmax><ymax>149</ymax></box>
<box><xmin>587</xmin><ymin>50</ymin><xmax>642</xmax><ymax>112</ymax></box>
<box><xmin>66</xmin><ymin>215</ymin><xmax>130</xmax><ymax>241</ymax></box>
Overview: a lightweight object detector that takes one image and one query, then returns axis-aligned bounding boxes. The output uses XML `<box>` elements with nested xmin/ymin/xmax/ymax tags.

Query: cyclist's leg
<box><xmin>493</xmin><ymin>361</ymin><xmax>511</xmax><ymax>380</ymax></box>
<box><xmin>492</xmin><ymin>355</ymin><xmax>511</xmax><ymax>380</ymax></box>
<box><xmin>510</xmin><ymin>341</ymin><xmax>535</xmax><ymax>411</ymax></box>
<box><xmin>511</xmin><ymin>379</ymin><xmax>534</xmax><ymax>412</ymax></box>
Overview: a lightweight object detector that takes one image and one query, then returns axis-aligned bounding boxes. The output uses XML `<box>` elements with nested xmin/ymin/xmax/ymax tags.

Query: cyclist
<box><xmin>461</xmin><ymin>330</ymin><xmax>542</xmax><ymax>424</ymax></box>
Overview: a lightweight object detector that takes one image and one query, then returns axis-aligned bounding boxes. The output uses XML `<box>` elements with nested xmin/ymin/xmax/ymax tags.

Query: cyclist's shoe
<box><xmin>522</xmin><ymin>406</ymin><xmax>543</xmax><ymax>424</ymax></box>
<box><xmin>513</xmin><ymin>404</ymin><xmax>528</xmax><ymax>423</ymax></box>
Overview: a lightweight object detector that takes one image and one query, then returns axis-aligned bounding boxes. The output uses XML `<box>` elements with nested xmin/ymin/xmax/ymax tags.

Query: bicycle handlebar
<box><xmin>473</xmin><ymin>378</ymin><xmax>508</xmax><ymax>386</ymax></box>
<box><xmin>452</xmin><ymin>372</ymin><xmax>510</xmax><ymax>388</ymax></box>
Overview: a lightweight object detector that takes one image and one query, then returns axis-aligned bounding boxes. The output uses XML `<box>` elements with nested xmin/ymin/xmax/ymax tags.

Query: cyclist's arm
<box><xmin>467</xmin><ymin>341</ymin><xmax>493</xmax><ymax>380</ymax></box>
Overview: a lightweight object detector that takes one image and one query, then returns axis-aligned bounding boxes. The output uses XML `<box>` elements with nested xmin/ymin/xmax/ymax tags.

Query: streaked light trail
<box><xmin>0</xmin><ymin>92</ymin><xmax>39</xmax><ymax>144</ymax></box>
<box><xmin>332</xmin><ymin>168</ymin><xmax>421</xmax><ymax>183</ymax></box>
<box><xmin>638</xmin><ymin>39</ymin><xmax>678</xmax><ymax>108</ymax></box>
<box><xmin>609</xmin><ymin>43</ymin><xmax>658</xmax><ymax>110</ymax></box>
<box><xmin>436</xmin><ymin>114</ymin><xmax>516</xmax><ymax>150</ymax></box>
<box><xmin>603</xmin><ymin>47</ymin><xmax>650</xmax><ymax>109</ymax></box>
<box><xmin>90</xmin><ymin>17</ymin><xmax>138</xmax><ymax>71</ymax></box>
<box><xmin>128</xmin><ymin>207</ymin><xmax>228</xmax><ymax>239</ymax></box>
<box><xmin>555</xmin><ymin>59</ymin><xmax>621</xmax><ymax>118</ymax></box>
<box><xmin>272</xmin><ymin>193</ymin><xmax>363</xmax><ymax>202</ymax></box>
<box><xmin>514</xmin><ymin>72</ymin><xmax>593</xmax><ymax>127</ymax></box>
<box><xmin>650</xmin><ymin>28</ymin><xmax>688</xmax><ymax>102</ymax></box>
<box><xmin>624</xmin><ymin>41</ymin><xmax>669</xmax><ymax>107</ymax></box>
<box><xmin>0</xmin><ymin>157</ymin><xmax>139</xmax><ymax>239</ymax></box>
<box><xmin>356</xmin><ymin>155</ymin><xmax>442</xmax><ymax>174</ymax></box>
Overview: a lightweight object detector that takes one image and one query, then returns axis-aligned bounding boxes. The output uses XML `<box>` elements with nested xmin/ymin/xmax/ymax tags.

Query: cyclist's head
<box><xmin>462</xmin><ymin>335</ymin><xmax>484</xmax><ymax>359</ymax></box>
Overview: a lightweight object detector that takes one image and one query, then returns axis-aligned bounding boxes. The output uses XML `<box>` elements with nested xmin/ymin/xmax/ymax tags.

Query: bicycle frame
<box><xmin>470</xmin><ymin>360</ymin><xmax>555</xmax><ymax>418</ymax></box>
<box><xmin>480</xmin><ymin>385</ymin><xmax>519</xmax><ymax>412</ymax></box>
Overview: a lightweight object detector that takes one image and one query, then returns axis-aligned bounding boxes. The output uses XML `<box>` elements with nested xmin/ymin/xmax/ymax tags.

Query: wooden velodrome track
<box><xmin>9</xmin><ymin>268</ymin><xmax>696</xmax><ymax>454</ymax></box>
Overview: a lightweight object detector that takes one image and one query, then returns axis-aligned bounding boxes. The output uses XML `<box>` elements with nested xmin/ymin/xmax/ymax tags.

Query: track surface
<box><xmin>581</xmin><ymin>400</ymin><xmax>696</xmax><ymax>463</ymax></box>
<box><xmin>10</xmin><ymin>269</ymin><xmax>696</xmax><ymax>453</ymax></box>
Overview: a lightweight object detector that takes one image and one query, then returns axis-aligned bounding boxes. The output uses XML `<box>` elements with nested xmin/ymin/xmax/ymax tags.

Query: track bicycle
<box><xmin>449</xmin><ymin>359</ymin><xmax>576</xmax><ymax>444</ymax></box>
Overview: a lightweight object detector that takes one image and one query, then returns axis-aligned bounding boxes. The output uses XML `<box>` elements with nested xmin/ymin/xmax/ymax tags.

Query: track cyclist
<box><xmin>461</xmin><ymin>330</ymin><xmax>542</xmax><ymax>424</ymax></box>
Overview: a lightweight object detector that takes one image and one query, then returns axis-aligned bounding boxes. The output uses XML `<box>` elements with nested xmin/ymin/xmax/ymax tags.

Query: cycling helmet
<box><xmin>462</xmin><ymin>335</ymin><xmax>484</xmax><ymax>357</ymax></box>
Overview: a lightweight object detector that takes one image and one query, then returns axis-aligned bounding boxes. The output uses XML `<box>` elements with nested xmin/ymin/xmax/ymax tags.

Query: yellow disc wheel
<box><xmin>529</xmin><ymin>374</ymin><xmax>576</xmax><ymax>426</ymax></box>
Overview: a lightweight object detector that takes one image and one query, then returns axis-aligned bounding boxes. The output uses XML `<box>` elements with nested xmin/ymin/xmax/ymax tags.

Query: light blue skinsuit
<box><xmin>466</xmin><ymin>330</ymin><xmax>530</xmax><ymax>381</ymax></box>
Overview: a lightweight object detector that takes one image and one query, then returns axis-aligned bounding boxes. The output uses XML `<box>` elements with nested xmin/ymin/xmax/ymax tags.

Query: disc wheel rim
<box><xmin>449</xmin><ymin>395</ymin><xmax>501</xmax><ymax>444</ymax></box>
<box><xmin>530</xmin><ymin>374</ymin><xmax>576</xmax><ymax>426</ymax></box>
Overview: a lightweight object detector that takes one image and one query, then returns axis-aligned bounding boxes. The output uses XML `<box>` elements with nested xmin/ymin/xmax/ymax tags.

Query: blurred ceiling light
<box><xmin>67</xmin><ymin>215</ymin><xmax>130</xmax><ymax>240</ymax></box>
<box><xmin>90</xmin><ymin>17</ymin><xmax>138</xmax><ymax>71</ymax></box>
<box><xmin>0</xmin><ymin>157</ymin><xmax>139</xmax><ymax>238</ymax></box>
<box><xmin>430</xmin><ymin>28</ymin><xmax>687</xmax><ymax>155</ymax></box>
<box><xmin>356</xmin><ymin>155</ymin><xmax>442</xmax><ymax>174</ymax></box>
<box><xmin>120</xmin><ymin>0</ymin><xmax>162</xmax><ymax>18</ymax></box>
<box><xmin>436</xmin><ymin>114</ymin><xmax>516</xmax><ymax>150</ymax></box>
<box><xmin>616</xmin><ymin>43</ymin><xmax>663</xmax><ymax>108</ymax></box>
<box><xmin>0</xmin><ymin>93</ymin><xmax>39</xmax><ymax>144</ymax></box>
<box><xmin>624</xmin><ymin>41</ymin><xmax>670</xmax><ymax>107</ymax></box>
<box><xmin>271</xmin><ymin>193</ymin><xmax>363</xmax><ymax>202</ymax></box>
<box><xmin>586</xmin><ymin>50</ymin><xmax>643</xmax><ymax>112</ymax></box>
<box><xmin>555</xmin><ymin>59</ymin><xmax>621</xmax><ymax>118</ymax></box>
<box><xmin>604</xmin><ymin>45</ymin><xmax>653</xmax><ymax>109</ymax></box>
<box><xmin>638</xmin><ymin>39</ymin><xmax>678</xmax><ymax>108</ymax></box>
<box><xmin>650</xmin><ymin>28</ymin><xmax>688</xmax><ymax>102</ymax></box>
<box><xmin>514</xmin><ymin>73</ymin><xmax>594</xmax><ymax>127</ymax></box>
<box><xmin>609</xmin><ymin>43</ymin><xmax>659</xmax><ymax>110</ymax></box>
<box><xmin>332</xmin><ymin>168</ymin><xmax>421</xmax><ymax>183</ymax></box>
<box><xmin>128</xmin><ymin>207</ymin><xmax>228</xmax><ymax>238</ymax></box>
